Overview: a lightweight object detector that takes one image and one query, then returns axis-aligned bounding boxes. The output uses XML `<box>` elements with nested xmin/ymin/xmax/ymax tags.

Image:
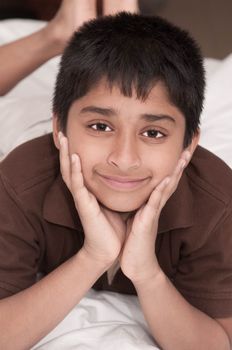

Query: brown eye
<box><xmin>143</xmin><ymin>129</ymin><xmax>164</xmax><ymax>138</ymax></box>
<box><xmin>89</xmin><ymin>123</ymin><xmax>112</xmax><ymax>132</ymax></box>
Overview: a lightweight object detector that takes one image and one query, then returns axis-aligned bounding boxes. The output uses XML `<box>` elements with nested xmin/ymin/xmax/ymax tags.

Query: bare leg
<box><xmin>47</xmin><ymin>0</ymin><xmax>97</xmax><ymax>53</ymax></box>
<box><xmin>103</xmin><ymin>0</ymin><xmax>139</xmax><ymax>15</ymax></box>
<box><xmin>0</xmin><ymin>0</ymin><xmax>97</xmax><ymax>95</ymax></box>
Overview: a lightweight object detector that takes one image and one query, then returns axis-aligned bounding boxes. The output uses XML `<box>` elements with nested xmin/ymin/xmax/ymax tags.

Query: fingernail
<box><xmin>71</xmin><ymin>154</ymin><xmax>77</xmax><ymax>164</ymax></box>
<box><xmin>180</xmin><ymin>159</ymin><xmax>186</xmax><ymax>170</ymax></box>
<box><xmin>58</xmin><ymin>131</ymin><xmax>63</xmax><ymax>139</ymax></box>
<box><xmin>71</xmin><ymin>154</ymin><xmax>80</xmax><ymax>164</ymax></box>
<box><xmin>185</xmin><ymin>151</ymin><xmax>191</xmax><ymax>161</ymax></box>
<box><xmin>58</xmin><ymin>132</ymin><xmax>64</xmax><ymax>145</ymax></box>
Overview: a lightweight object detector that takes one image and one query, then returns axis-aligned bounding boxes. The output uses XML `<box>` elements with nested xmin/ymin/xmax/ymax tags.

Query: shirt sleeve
<box><xmin>173</xmin><ymin>206</ymin><xmax>232</xmax><ymax>318</ymax></box>
<box><xmin>0</xmin><ymin>173</ymin><xmax>40</xmax><ymax>299</ymax></box>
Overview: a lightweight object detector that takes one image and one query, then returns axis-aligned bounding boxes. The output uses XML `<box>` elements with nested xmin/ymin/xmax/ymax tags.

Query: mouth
<box><xmin>97</xmin><ymin>174</ymin><xmax>150</xmax><ymax>190</ymax></box>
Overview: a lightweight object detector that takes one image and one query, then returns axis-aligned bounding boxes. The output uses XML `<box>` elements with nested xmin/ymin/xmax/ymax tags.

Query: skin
<box><xmin>53</xmin><ymin>80</ymin><xmax>199</xmax><ymax>278</ymax></box>
<box><xmin>56</xmin><ymin>80</ymin><xmax>193</xmax><ymax>211</ymax></box>
<box><xmin>0</xmin><ymin>0</ymin><xmax>138</xmax><ymax>96</ymax></box>
<box><xmin>0</xmin><ymin>77</ymin><xmax>230</xmax><ymax>350</ymax></box>
<box><xmin>0</xmin><ymin>0</ymin><xmax>96</xmax><ymax>96</ymax></box>
<box><xmin>52</xmin><ymin>81</ymin><xmax>232</xmax><ymax>350</ymax></box>
<box><xmin>0</xmin><ymin>0</ymin><xmax>231</xmax><ymax>347</ymax></box>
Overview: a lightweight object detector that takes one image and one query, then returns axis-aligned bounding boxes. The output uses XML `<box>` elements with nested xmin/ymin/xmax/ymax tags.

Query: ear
<box><xmin>52</xmin><ymin>114</ymin><xmax>60</xmax><ymax>150</ymax></box>
<box><xmin>185</xmin><ymin>129</ymin><xmax>200</xmax><ymax>164</ymax></box>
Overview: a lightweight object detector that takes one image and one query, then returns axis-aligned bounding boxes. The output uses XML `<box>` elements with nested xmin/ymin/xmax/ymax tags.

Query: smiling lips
<box><xmin>98</xmin><ymin>174</ymin><xmax>150</xmax><ymax>190</ymax></box>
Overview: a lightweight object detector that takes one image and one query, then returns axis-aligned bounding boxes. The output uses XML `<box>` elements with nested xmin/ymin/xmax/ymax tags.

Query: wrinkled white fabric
<box><xmin>32</xmin><ymin>289</ymin><xmax>159</xmax><ymax>350</ymax></box>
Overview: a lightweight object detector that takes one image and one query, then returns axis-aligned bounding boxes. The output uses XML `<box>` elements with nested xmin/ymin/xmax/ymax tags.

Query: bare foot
<box><xmin>45</xmin><ymin>0</ymin><xmax>97</xmax><ymax>54</ymax></box>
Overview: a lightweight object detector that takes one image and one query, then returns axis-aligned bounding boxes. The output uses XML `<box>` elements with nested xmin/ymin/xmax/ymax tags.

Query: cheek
<box><xmin>71</xmin><ymin>143</ymin><xmax>104</xmax><ymax>181</ymax></box>
<box><xmin>147</xmin><ymin>146</ymin><xmax>182</xmax><ymax>181</ymax></box>
<box><xmin>67</xmin><ymin>130</ymin><xmax>100</xmax><ymax>161</ymax></box>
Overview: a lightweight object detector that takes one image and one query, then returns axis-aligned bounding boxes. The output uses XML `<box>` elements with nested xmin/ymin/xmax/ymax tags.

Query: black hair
<box><xmin>53</xmin><ymin>12</ymin><xmax>205</xmax><ymax>147</ymax></box>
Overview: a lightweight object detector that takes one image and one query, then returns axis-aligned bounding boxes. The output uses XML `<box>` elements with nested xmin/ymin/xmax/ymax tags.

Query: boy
<box><xmin>0</xmin><ymin>11</ymin><xmax>232</xmax><ymax>350</ymax></box>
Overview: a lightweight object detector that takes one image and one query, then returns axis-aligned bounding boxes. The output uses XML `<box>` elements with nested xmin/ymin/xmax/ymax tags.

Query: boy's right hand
<box><xmin>59</xmin><ymin>133</ymin><xmax>126</xmax><ymax>268</ymax></box>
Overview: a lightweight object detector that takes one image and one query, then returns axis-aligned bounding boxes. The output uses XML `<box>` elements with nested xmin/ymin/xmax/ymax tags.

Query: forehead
<box><xmin>68</xmin><ymin>79</ymin><xmax>185</xmax><ymax>126</ymax></box>
<box><xmin>82</xmin><ymin>79</ymin><xmax>171</xmax><ymax>103</ymax></box>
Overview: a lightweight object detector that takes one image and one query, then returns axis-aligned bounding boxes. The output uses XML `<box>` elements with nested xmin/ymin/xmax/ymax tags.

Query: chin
<box><xmin>86</xmin><ymin>182</ymin><xmax>150</xmax><ymax>212</ymax></box>
<box><xmin>98</xmin><ymin>197</ymin><xmax>145</xmax><ymax>212</ymax></box>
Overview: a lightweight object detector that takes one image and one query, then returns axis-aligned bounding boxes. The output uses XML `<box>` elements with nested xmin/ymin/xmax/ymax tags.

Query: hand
<box><xmin>59</xmin><ymin>132</ymin><xmax>126</xmax><ymax>267</ymax></box>
<box><xmin>120</xmin><ymin>150</ymin><xmax>191</xmax><ymax>284</ymax></box>
<box><xmin>45</xmin><ymin>0</ymin><xmax>97</xmax><ymax>54</ymax></box>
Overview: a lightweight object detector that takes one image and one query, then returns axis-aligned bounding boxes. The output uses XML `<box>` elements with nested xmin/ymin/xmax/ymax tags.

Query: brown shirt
<box><xmin>0</xmin><ymin>134</ymin><xmax>232</xmax><ymax>318</ymax></box>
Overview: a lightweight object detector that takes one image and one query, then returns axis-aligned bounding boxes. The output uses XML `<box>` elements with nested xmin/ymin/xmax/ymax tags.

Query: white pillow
<box><xmin>0</xmin><ymin>19</ymin><xmax>231</xmax><ymax>168</ymax></box>
<box><xmin>0</xmin><ymin>19</ymin><xmax>56</xmax><ymax>158</ymax></box>
<box><xmin>0</xmin><ymin>95</ymin><xmax>52</xmax><ymax>158</ymax></box>
<box><xmin>200</xmin><ymin>54</ymin><xmax>232</xmax><ymax>168</ymax></box>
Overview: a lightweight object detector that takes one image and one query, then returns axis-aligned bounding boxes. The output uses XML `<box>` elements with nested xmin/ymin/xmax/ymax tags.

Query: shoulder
<box><xmin>187</xmin><ymin>145</ymin><xmax>232</xmax><ymax>207</ymax></box>
<box><xmin>172</xmin><ymin>147</ymin><xmax>232</xmax><ymax>317</ymax></box>
<box><xmin>0</xmin><ymin>133</ymin><xmax>59</xmax><ymax>194</ymax></box>
<box><xmin>183</xmin><ymin>145</ymin><xmax>232</xmax><ymax>241</ymax></box>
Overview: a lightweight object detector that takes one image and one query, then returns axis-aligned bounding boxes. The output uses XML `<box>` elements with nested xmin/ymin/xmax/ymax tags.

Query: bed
<box><xmin>0</xmin><ymin>19</ymin><xmax>232</xmax><ymax>349</ymax></box>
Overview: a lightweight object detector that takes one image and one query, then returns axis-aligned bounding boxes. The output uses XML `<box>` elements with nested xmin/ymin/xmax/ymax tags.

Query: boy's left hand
<box><xmin>120</xmin><ymin>151</ymin><xmax>191</xmax><ymax>284</ymax></box>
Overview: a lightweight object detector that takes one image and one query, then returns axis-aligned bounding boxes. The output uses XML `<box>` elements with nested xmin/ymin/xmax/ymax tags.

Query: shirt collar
<box><xmin>43</xmin><ymin>171</ymin><xmax>194</xmax><ymax>233</ymax></box>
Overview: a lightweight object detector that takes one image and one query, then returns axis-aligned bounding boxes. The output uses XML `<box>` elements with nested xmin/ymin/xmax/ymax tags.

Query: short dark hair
<box><xmin>53</xmin><ymin>12</ymin><xmax>205</xmax><ymax>147</ymax></box>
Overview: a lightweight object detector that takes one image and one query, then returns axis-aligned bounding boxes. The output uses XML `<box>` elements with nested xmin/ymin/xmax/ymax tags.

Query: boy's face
<box><xmin>54</xmin><ymin>80</ymin><xmax>198</xmax><ymax>212</ymax></box>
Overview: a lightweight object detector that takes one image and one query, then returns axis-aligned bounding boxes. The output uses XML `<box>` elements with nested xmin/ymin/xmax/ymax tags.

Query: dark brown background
<box><xmin>0</xmin><ymin>0</ymin><xmax>231</xmax><ymax>58</ymax></box>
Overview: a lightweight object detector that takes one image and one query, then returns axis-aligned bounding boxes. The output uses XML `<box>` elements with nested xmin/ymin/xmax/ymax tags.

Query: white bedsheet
<box><xmin>0</xmin><ymin>19</ymin><xmax>232</xmax><ymax>349</ymax></box>
<box><xmin>33</xmin><ymin>289</ymin><xmax>159</xmax><ymax>350</ymax></box>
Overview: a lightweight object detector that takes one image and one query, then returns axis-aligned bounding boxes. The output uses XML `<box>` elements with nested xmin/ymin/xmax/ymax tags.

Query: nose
<box><xmin>107</xmin><ymin>133</ymin><xmax>141</xmax><ymax>171</ymax></box>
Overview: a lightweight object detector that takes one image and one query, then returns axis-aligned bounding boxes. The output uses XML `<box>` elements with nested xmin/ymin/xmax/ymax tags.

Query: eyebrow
<box><xmin>80</xmin><ymin>105</ymin><xmax>176</xmax><ymax>123</ymax></box>
<box><xmin>80</xmin><ymin>106</ymin><xmax>115</xmax><ymax>117</ymax></box>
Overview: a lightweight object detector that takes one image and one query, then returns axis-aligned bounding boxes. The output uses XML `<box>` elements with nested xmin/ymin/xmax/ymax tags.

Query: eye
<box><xmin>88</xmin><ymin>123</ymin><xmax>112</xmax><ymax>132</ymax></box>
<box><xmin>142</xmin><ymin>129</ymin><xmax>165</xmax><ymax>139</ymax></box>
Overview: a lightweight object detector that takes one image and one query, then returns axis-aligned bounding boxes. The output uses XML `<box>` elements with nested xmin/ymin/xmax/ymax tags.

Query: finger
<box><xmin>70</xmin><ymin>154</ymin><xmax>84</xmax><ymax>190</ymax></box>
<box><xmin>159</xmin><ymin>150</ymin><xmax>191</xmax><ymax>208</ymax></box>
<box><xmin>146</xmin><ymin>177</ymin><xmax>171</xmax><ymax>215</ymax></box>
<box><xmin>135</xmin><ymin>177</ymin><xmax>170</xmax><ymax>230</ymax></box>
<box><xmin>167</xmin><ymin>150</ymin><xmax>191</xmax><ymax>188</ymax></box>
<box><xmin>59</xmin><ymin>132</ymin><xmax>71</xmax><ymax>189</ymax></box>
<box><xmin>173</xmin><ymin>150</ymin><xmax>191</xmax><ymax>178</ymax></box>
<box><xmin>70</xmin><ymin>153</ymin><xmax>99</xmax><ymax>217</ymax></box>
<box><xmin>134</xmin><ymin>151</ymin><xmax>191</xmax><ymax>227</ymax></box>
<box><xmin>144</xmin><ymin>150</ymin><xmax>190</xmax><ymax>215</ymax></box>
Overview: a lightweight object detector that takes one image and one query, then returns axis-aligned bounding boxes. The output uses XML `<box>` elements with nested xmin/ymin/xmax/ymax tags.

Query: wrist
<box><xmin>132</xmin><ymin>267</ymin><xmax>166</xmax><ymax>291</ymax></box>
<box><xmin>77</xmin><ymin>247</ymin><xmax>116</xmax><ymax>272</ymax></box>
<box><xmin>125</xmin><ymin>257</ymin><xmax>162</xmax><ymax>284</ymax></box>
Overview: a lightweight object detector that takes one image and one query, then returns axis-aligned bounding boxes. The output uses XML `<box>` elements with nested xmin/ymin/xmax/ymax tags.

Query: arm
<box><xmin>120</xmin><ymin>151</ymin><xmax>231</xmax><ymax>350</ymax></box>
<box><xmin>134</xmin><ymin>272</ymin><xmax>231</xmax><ymax>350</ymax></box>
<box><xmin>0</xmin><ymin>133</ymin><xmax>124</xmax><ymax>349</ymax></box>
<box><xmin>0</xmin><ymin>250</ymin><xmax>108</xmax><ymax>349</ymax></box>
<box><xmin>0</xmin><ymin>0</ymin><xmax>96</xmax><ymax>96</ymax></box>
